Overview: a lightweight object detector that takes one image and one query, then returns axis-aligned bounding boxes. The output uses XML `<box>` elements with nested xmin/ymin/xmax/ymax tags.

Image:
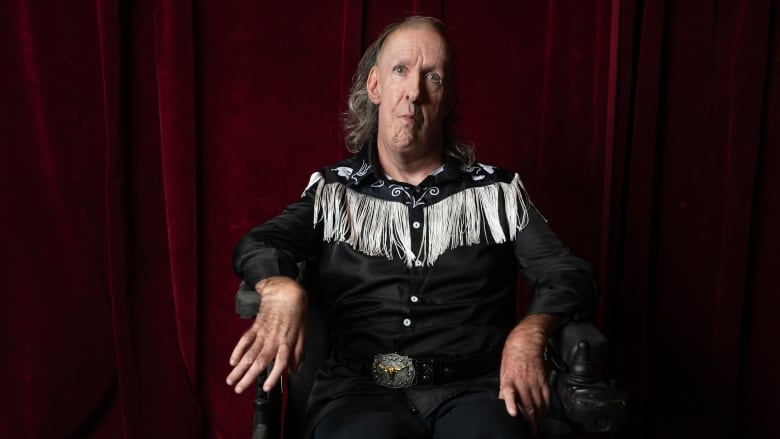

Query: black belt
<box><xmin>338</xmin><ymin>349</ymin><xmax>501</xmax><ymax>389</ymax></box>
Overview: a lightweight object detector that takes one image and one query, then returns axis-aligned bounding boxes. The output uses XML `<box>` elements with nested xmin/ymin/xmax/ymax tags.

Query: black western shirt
<box><xmin>233</xmin><ymin>142</ymin><xmax>598</xmax><ymax>416</ymax></box>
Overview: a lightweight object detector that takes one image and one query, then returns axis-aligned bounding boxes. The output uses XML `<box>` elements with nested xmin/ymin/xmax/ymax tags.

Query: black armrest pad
<box><xmin>236</xmin><ymin>281</ymin><xmax>260</xmax><ymax>319</ymax></box>
<box><xmin>549</xmin><ymin>321</ymin><xmax>608</xmax><ymax>365</ymax></box>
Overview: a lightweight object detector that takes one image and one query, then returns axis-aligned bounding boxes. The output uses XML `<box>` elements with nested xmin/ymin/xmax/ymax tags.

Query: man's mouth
<box><xmin>400</xmin><ymin>114</ymin><xmax>419</xmax><ymax>124</ymax></box>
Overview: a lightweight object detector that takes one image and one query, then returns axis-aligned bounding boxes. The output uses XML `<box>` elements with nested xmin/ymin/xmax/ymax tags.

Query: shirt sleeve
<box><xmin>514</xmin><ymin>204</ymin><xmax>600</xmax><ymax>323</ymax></box>
<box><xmin>232</xmin><ymin>175</ymin><xmax>322</xmax><ymax>290</ymax></box>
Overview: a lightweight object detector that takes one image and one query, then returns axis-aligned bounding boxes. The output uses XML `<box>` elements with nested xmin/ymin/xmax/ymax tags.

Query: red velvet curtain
<box><xmin>1</xmin><ymin>0</ymin><xmax>777</xmax><ymax>438</ymax></box>
<box><xmin>609</xmin><ymin>0</ymin><xmax>780</xmax><ymax>437</ymax></box>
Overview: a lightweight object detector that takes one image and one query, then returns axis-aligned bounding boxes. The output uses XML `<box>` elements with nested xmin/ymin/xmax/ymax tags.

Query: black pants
<box><xmin>312</xmin><ymin>386</ymin><xmax>530</xmax><ymax>439</ymax></box>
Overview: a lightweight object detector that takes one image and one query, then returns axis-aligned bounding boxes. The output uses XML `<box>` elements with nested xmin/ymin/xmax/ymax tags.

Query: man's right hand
<box><xmin>226</xmin><ymin>276</ymin><xmax>307</xmax><ymax>394</ymax></box>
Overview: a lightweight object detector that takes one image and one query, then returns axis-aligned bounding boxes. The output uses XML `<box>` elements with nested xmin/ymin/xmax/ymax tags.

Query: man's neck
<box><xmin>378</xmin><ymin>146</ymin><xmax>445</xmax><ymax>186</ymax></box>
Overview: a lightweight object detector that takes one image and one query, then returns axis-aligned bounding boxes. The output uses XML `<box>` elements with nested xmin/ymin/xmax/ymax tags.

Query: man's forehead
<box><xmin>377</xmin><ymin>25</ymin><xmax>449</xmax><ymax>66</ymax></box>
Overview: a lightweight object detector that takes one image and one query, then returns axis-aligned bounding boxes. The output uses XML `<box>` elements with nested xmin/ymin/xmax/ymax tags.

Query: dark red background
<box><xmin>1</xmin><ymin>0</ymin><xmax>777</xmax><ymax>437</ymax></box>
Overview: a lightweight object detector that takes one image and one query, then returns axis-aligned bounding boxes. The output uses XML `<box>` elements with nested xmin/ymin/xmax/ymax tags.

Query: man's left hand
<box><xmin>499</xmin><ymin>313</ymin><xmax>559</xmax><ymax>437</ymax></box>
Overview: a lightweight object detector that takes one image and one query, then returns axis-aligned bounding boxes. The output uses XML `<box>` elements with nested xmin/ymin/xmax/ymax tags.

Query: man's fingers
<box><xmin>541</xmin><ymin>382</ymin><xmax>551</xmax><ymax>415</ymax></box>
<box><xmin>226</xmin><ymin>337</ymin><xmax>294</xmax><ymax>394</ymax></box>
<box><xmin>522</xmin><ymin>405</ymin><xmax>539</xmax><ymax>437</ymax></box>
<box><xmin>519</xmin><ymin>402</ymin><xmax>539</xmax><ymax>437</ymax></box>
<box><xmin>500</xmin><ymin>382</ymin><xmax>542</xmax><ymax>436</ymax></box>
<box><xmin>517</xmin><ymin>385</ymin><xmax>539</xmax><ymax>436</ymax></box>
<box><xmin>228</xmin><ymin>329</ymin><xmax>257</xmax><ymax>366</ymax></box>
<box><xmin>499</xmin><ymin>386</ymin><xmax>519</xmax><ymax>417</ymax></box>
<box><xmin>235</xmin><ymin>349</ymin><xmax>273</xmax><ymax>394</ymax></box>
<box><xmin>529</xmin><ymin>384</ymin><xmax>545</xmax><ymax>414</ymax></box>
<box><xmin>291</xmin><ymin>328</ymin><xmax>305</xmax><ymax>373</ymax></box>
<box><xmin>264</xmin><ymin>344</ymin><xmax>290</xmax><ymax>392</ymax></box>
<box><xmin>226</xmin><ymin>330</ymin><xmax>276</xmax><ymax>392</ymax></box>
<box><xmin>527</xmin><ymin>371</ymin><xmax>550</xmax><ymax>418</ymax></box>
<box><xmin>226</xmin><ymin>333</ymin><xmax>263</xmax><ymax>386</ymax></box>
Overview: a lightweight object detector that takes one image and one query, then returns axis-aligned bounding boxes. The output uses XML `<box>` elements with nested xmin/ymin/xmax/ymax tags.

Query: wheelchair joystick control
<box><xmin>568</xmin><ymin>340</ymin><xmax>597</xmax><ymax>385</ymax></box>
<box><xmin>558</xmin><ymin>338</ymin><xmax>629</xmax><ymax>433</ymax></box>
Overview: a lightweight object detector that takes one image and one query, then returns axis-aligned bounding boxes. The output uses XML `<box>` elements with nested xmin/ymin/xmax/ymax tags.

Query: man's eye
<box><xmin>393</xmin><ymin>65</ymin><xmax>406</xmax><ymax>74</ymax></box>
<box><xmin>426</xmin><ymin>72</ymin><xmax>442</xmax><ymax>83</ymax></box>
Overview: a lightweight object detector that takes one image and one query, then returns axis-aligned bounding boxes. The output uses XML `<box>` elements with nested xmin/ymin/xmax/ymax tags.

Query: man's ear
<box><xmin>367</xmin><ymin>66</ymin><xmax>381</xmax><ymax>104</ymax></box>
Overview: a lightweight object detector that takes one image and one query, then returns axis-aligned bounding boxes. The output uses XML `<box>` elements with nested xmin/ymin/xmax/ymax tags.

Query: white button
<box><xmin>410</xmin><ymin>296</ymin><xmax>419</xmax><ymax>303</ymax></box>
<box><xmin>412</xmin><ymin>221</ymin><xmax>421</xmax><ymax>229</ymax></box>
<box><xmin>403</xmin><ymin>318</ymin><xmax>412</xmax><ymax>327</ymax></box>
<box><xmin>414</xmin><ymin>260</ymin><xmax>423</xmax><ymax>267</ymax></box>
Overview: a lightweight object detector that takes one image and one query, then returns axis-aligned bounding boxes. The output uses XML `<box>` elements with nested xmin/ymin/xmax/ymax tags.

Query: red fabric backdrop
<box><xmin>610</xmin><ymin>1</ymin><xmax>780</xmax><ymax>437</ymax></box>
<box><xmin>1</xmin><ymin>0</ymin><xmax>777</xmax><ymax>438</ymax></box>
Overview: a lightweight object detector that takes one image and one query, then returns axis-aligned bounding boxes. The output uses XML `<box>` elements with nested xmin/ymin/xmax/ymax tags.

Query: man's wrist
<box><xmin>254</xmin><ymin>276</ymin><xmax>298</xmax><ymax>298</ymax></box>
<box><xmin>515</xmin><ymin>313</ymin><xmax>561</xmax><ymax>341</ymax></box>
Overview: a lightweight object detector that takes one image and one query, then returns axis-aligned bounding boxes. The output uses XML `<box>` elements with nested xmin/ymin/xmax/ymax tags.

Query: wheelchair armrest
<box><xmin>546</xmin><ymin>320</ymin><xmax>629</xmax><ymax>434</ymax></box>
<box><xmin>236</xmin><ymin>281</ymin><xmax>260</xmax><ymax>319</ymax></box>
<box><xmin>548</xmin><ymin>320</ymin><xmax>607</xmax><ymax>367</ymax></box>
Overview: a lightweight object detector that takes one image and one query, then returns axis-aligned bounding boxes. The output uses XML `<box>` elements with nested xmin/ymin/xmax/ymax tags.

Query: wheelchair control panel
<box><xmin>547</xmin><ymin>336</ymin><xmax>629</xmax><ymax>433</ymax></box>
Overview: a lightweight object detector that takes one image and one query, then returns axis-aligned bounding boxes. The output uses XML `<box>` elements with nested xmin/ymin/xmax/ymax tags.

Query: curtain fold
<box><xmin>96</xmin><ymin>0</ymin><xmax>137</xmax><ymax>436</ymax></box>
<box><xmin>153</xmin><ymin>0</ymin><xmax>200</xmax><ymax>394</ymax></box>
<box><xmin>1</xmin><ymin>1</ymin><xmax>124</xmax><ymax>437</ymax></box>
<box><xmin>607</xmin><ymin>0</ymin><xmax>667</xmax><ymax>430</ymax></box>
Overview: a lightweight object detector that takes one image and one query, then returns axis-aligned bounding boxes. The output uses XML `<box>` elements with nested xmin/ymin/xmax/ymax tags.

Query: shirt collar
<box><xmin>348</xmin><ymin>137</ymin><xmax>467</xmax><ymax>187</ymax></box>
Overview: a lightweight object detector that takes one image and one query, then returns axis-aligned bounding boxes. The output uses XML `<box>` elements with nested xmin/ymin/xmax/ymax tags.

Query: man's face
<box><xmin>367</xmin><ymin>25</ymin><xmax>450</xmax><ymax>158</ymax></box>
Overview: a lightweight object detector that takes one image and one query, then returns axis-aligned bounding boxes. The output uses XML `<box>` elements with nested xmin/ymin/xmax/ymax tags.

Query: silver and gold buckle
<box><xmin>372</xmin><ymin>353</ymin><xmax>416</xmax><ymax>388</ymax></box>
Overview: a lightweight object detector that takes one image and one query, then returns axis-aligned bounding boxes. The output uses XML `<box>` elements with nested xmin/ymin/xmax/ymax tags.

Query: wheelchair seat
<box><xmin>235</xmin><ymin>282</ymin><xmax>627</xmax><ymax>438</ymax></box>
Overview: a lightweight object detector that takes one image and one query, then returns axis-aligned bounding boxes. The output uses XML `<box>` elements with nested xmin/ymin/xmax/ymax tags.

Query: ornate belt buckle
<box><xmin>372</xmin><ymin>353</ymin><xmax>416</xmax><ymax>388</ymax></box>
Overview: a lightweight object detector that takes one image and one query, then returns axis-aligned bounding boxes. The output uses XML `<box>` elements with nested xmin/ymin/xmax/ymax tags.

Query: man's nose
<box><xmin>406</xmin><ymin>72</ymin><xmax>424</xmax><ymax>103</ymax></box>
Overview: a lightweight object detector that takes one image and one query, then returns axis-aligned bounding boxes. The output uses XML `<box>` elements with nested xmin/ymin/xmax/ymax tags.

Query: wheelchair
<box><xmin>235</xmin><ymin>280</ymin><xmax>627</xmax><ymax>439</ymax></box>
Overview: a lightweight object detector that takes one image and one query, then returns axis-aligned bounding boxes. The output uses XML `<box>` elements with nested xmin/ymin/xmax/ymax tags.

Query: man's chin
<box><xmin>389</xmin><ymin>133</ymin><xmax>417</xmax><ymax>150</ymax></box>
<box><xmin>382</xmin><ymin>130</ymin><xmax>440</xmax><ymax>155</ymax></box>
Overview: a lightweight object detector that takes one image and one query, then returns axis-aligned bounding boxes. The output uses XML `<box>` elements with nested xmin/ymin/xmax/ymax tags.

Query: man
<box><xmin>227</xmin><ymin>16</ymin><xmax>598</xmax><ymax>438</ymax></box>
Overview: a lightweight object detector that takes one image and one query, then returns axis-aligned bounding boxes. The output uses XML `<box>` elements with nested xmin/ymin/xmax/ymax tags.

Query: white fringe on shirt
<box><xmin>313</xmin><ymin>174</ymin><xmax>529</xmax><ymax>268</ymax></box>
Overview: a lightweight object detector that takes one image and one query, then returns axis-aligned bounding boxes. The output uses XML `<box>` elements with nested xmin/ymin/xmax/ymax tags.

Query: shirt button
<box><xmin>412</xmin><ymin>221</ymin><xmax>421</xmax><ymax>229</ymax></box>
<box><xmin>410</xmin><ymin>295</ymin><xmax>419</xmax><ymax>303</ymax></box>
<box><xmin>403</xmin><ymin>318</ymin><xmax>412</xmax><ymax>327</ymax></box>
<box><xmin>414</xmin><ymin>260</ymin><xmax>423</xmax><ymax>267</ymax></box>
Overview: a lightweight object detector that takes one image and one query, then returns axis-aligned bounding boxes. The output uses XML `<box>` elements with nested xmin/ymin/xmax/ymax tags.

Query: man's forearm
<box><xmin>512</xmin><ymin>313</ymin><xmax>561</xmax><ymax>353</ymax></box>
<box><xmin>520</xmin><ymin>313</ymin><xmax>560</xmax><ymax>333</ymax></box>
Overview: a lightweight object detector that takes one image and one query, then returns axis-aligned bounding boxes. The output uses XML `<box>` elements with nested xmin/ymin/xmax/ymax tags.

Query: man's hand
<box><xmin>226</xmin><ymin>276</ymin><xmax>307</xmax><ymax>394</ymax></box>
<box><xmin>499</xmin><ymin>313</ymin><xmax>559</xmax><ymax>437</ymax></box>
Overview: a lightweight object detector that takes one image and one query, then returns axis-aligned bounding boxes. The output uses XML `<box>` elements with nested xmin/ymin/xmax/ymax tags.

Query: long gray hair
<box><xmin>342</xmin><ymin>16</ymin><xmax>475</xmax><ymax>166</ymax></box>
